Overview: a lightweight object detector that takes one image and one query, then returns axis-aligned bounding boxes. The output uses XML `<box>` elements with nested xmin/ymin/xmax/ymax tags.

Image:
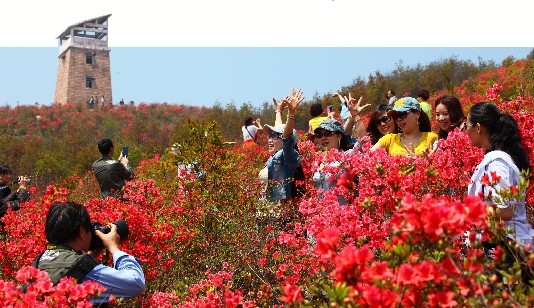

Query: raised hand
<box><xmin>345</xmin><ymin>94</ymin><xmax>370</xmax><ymax>115</ymax></box>
<box><xmin>405</xmin><ymin>143</ymin><xmax>417</xmax><ymax>159</ymax></box>
<box><xmin>422</xmin><ymin>146</ymin><xmax>435</xmax><ymax>158</ymax></box>
<box><xmin>17</xmin><ymin>176</ymin><xmax>28</xmax><ymax>190</ymax></box>
<box><xmin>273</xmin><ymin>96</ymin><xmax>289</xmax><ymax>111</ymax></box>
<box><xmin>282</xmin><ymin>88</ymin><xmax>305</xmax><ymax>114</ymax></box>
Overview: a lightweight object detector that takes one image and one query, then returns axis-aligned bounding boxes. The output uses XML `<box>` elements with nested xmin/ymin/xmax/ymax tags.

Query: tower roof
<box><xmin>56</xmin><ymin>14</ymin><xmax>112</xmax><ymax>40</ymax></box>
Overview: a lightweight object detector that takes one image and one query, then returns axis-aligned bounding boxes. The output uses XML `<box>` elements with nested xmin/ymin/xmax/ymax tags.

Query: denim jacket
<box><xmin>266</xmin><ymin>133</ymin><xmax>301</xmax><ymax>203</ymax></box>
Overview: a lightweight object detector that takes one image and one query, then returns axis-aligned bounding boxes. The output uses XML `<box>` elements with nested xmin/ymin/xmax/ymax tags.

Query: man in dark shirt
<box><xmin>92</xmin><ymin>139</ymin><xmax>134</xmax><ymax>200</ymax></box>
<box><xmin>0</xmin><ymin>165</ymin><xmax>30</xmax><ymax>232</ymax></box>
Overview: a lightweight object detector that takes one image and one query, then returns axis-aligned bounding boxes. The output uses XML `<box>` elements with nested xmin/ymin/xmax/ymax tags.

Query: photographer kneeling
<box><xmin>32</xmin><ymin>202</ymin><xmax>145</xmax><ymax>304</ymax></box>
<box><xmin>0</xmin><ymin>165</ymin><xmax>30</xmax><ymax>232</ymax></box>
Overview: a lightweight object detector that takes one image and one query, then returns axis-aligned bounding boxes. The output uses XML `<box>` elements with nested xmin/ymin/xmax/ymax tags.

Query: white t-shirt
<box><xmin>242</xmin><ymin>125</ymin><xmax>258</xmax><ymax>141</ymax></box>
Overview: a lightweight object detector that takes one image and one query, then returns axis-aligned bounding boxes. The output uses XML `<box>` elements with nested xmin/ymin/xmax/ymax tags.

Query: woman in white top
<box><xmin>242</xmin><ymin>116</ymin><xmax>262</xmax><ymax>147</ymax></box>
<box><xmin>465</xmin><ymin>102</ymin><xmax>534</xmax><ymax>252</ymax></box>
<box><xmin>242</xmin><ymin>116</ymin><xmax>258</xmax><ymax>141</ymax></box>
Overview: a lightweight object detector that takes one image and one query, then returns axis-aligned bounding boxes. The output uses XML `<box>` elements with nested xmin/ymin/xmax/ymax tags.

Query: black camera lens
<box><xmin>88</xmin><ymin>220</ymin><xmax>129</xmax><ymax>251</ymax></box>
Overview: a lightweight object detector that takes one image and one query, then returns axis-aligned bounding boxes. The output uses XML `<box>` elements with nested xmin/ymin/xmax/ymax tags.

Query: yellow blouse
<box><xmin>378</xmin><ymin>132</ymin><xmax>438</xmax><ymax>157</ymax></box>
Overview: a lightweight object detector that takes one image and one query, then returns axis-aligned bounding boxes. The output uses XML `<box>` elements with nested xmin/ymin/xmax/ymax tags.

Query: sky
<box><xmin>1</xmin><ymin>0</ymin><xmax>533</xmax><ymax>108</ymax></box>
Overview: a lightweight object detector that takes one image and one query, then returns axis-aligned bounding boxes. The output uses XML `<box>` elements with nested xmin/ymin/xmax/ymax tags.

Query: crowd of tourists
<box><xmin>243</xmin><ymin>87</ymin><xmax>534</xmax><ymax>275</ymax></box>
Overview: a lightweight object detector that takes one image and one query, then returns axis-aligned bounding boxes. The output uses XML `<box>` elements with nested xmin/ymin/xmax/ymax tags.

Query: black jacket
<box><xmin>92</xmin><ymin>156</ymin><xmax>134</xmax><ymax>199</ymax></box>
<box><xmin>0</xmin><ymin>182</ymin><xmax>29</xmax><ymax>225</ymax></box>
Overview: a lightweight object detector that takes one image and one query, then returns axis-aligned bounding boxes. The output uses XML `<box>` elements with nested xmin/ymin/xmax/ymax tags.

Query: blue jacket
<box><xmin>266</xmin><ymin>133</ymin><xmax>301</xmax><ymax>202</ymax></box>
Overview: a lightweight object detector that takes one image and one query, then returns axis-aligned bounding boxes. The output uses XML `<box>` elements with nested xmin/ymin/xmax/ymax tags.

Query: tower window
<box><xmin>86</xmin><ymin>77</ymin><xmax>94</xmax><ymax>88</ymax></box>
<box><xmin>86</xmin><ymin>55</ymin><xmax>93</xmax><ymax>64</ymax></box>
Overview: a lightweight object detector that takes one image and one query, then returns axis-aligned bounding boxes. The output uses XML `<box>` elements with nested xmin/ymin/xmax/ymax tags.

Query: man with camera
<box><xmin>32</xmin><ymin>201</ymin><xmax>145</xmax><ymax>304</ymax></box>
<box><xmin>0</xmin><ymin>165</ymin><xmax>30</xmax><ymax>232</ymax></box>
<box><xmin>92</xmin><ymin>139</ymin><xmax>134</xmax><ymax>200</ymax></box>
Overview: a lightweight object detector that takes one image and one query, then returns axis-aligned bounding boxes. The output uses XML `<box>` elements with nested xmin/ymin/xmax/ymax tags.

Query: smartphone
<box><xmin>327</xmin><ymin>105</ymin><xmax>333</xmax><ymax>113</ymax></box>
<box><xmin>122</xmin><ymin>146</ymin><xmax>129</xmax><ymax>157</ymax></box>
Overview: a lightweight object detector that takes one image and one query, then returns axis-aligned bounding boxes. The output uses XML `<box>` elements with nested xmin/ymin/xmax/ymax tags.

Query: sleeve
<box><xmin>378</xmin><ymin>134</ymin><xmax>393</xmax><ymax>150</ymax></box>
<box><xmin>82</xmin><ymin>250</ymin><xmax>145</xmax><ymax>304</ymax></box>
<box><xmin>249</xmin><ymin>126</ymin><xmax>258</xmax><ymax>140</ymax></box>
<box><xmin>281</xmin><ymin>134</ymin><xmax>299</xmax><ymax>178</ymax></box>
<box><xmin>483</xmin><ymin>160</ymin><xmax>515</xmax><ymax>209</ymax></box>
<box><xmin>115</xmin><ymin>162</ymin><xmax>134</xmax><ymax>181</ymax></box>
<box><xmin>0</xmin><ymin>200</ymin><xmax>7</xmax><ymax>217</ymax></box>
<box><xmin>16</xmin><ymin>188</ymin><xmax>30</xmax><ymax>202</ymax></box>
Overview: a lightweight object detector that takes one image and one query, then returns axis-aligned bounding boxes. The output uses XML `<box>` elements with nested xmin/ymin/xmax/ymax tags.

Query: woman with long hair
<box><xmin>465</xmin><ymin>102</ymin><xmax>534</xmax><ymax>250</ymax></box>
<box><xmin>366</xmin><ymin>104</ymin><xmax>399</xmax><ymax>144</ymax></box>
<box><xmin>370</xmin><ymin>97</ymin><xmax>437</xmax><ymax>157</ymax></box>
<box><xmin>435</xmin><ymin>96</ymin><xmax>465</xmax><ymax>140</ymax></box>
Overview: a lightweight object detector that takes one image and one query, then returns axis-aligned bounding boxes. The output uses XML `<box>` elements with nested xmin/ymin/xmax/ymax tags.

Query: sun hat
<box><xmin>388</xmin><ymin>97</ymin><xmax>421</xmax><ymax>116</ymax></box>
<box><xmin>263</xmin><ymin>124</ymin><xmax>284</xmax><ymax>134</ymax></box>
<box><xmin>313</xmin><ymin>119</ymin><xmax>344</xmax><ymax>134</ymax></box>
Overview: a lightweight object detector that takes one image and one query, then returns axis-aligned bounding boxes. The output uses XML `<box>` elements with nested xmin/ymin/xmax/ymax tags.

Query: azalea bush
<box><xmin>0</xmin><ymin>266</ymin><xmax>105</xmax><ymax>307</ymax></box>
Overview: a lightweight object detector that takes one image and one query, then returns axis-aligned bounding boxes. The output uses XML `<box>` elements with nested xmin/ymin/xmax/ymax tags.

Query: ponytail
<box><xmin>470</xmin><ymin>102</ymin><xmax>531</xmax><ymax>173</ymax></box>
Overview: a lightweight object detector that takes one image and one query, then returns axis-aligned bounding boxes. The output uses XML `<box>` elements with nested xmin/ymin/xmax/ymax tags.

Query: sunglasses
<box><xmin>314</xmin><ymin>131</ymin><xmax>338</xmax><ymax>138</ymax></box>
<box><xmin>460</xmin><ymin>122</ymin><xmax>476</xmax><ymax>132</ymax></box>
<box><xmin>268</xmin><ymin>133</ymin><xmax>282</xmax><ymax>140</ymax></box>
<box><xmin>377</xmin><ymin>116</ymin><xmax>391</xmax><ymax>125</ymax></box>
<box><xmin>392</xmin><ymin>110</ymin><xmax>411</xmax><ymax>121</ymax></box>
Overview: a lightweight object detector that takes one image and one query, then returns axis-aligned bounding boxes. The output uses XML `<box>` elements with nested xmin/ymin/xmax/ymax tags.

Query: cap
<box><xmin>388</xmin><ymin>97</ymin><xmax>421</xmax><ymax>115</ymax></box>
<box><xmin>263</xmin><ymin>124</ymin><xmax>284</xmax><ymax>135</ymax></box>
<box><xmin>314</xmin><ymin>119</ymin><xmax>344</xmax><ymax>134</ymax></box>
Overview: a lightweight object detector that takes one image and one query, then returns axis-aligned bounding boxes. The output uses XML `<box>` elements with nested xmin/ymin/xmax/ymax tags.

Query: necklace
<box><xmin>401</xmin><ymin>132</ymin><xmax>422</xmax><ymax>148</ymax></box>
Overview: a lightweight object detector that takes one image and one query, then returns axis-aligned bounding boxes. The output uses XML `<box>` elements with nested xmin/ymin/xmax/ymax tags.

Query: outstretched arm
<box><xmin>370</xmin><ymin>142</ymin><xmax>383</xmax><ymax>152</ymax></box>
<box><xmin>282</xmin><ymin>88</ymin><xmax>305</xmax><ymax>138</ymax></box>
<box><xmin>333</xmin><ymin>93</ymin><xmax>345</xmax><ymax>104</ymax></box>
<box><xmin>343</xmin><ymin>95</ymin><xmax>370</xmax><ymax>137</ymax></box>
<box><xmin>273</xmin><ymin>97</ymin><xmax>288</xmax><ymax>127</ymax></box>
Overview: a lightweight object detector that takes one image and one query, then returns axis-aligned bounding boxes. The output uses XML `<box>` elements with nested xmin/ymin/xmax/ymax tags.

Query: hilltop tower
<box><xmin>54</xmin><ymin>14</ymin><xmax>112</xmax><ymax>105</ymax></box>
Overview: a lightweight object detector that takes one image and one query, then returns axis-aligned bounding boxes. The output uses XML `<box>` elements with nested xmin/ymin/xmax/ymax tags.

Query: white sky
<box><xmin>0</xmin><ymin>1</ymin><xmax>532</xmax><ymax>107</ymax></box>
<box><xmin>3</xmin><ymin>0</ymin><xmax>534</xmax><ymax>47</ymax></box>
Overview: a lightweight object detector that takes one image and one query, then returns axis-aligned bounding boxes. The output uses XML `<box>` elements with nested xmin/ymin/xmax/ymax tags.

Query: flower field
<box><xmin>1</xmin><ymin>58</ymin><xmax>534</xmax><ymax>307</ymax></box>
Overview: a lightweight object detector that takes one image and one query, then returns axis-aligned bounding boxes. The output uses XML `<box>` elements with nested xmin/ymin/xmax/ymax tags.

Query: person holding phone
<box><xmin>92</xmin><ymin>139</ymin><xmax>134</xmax><ymax>200</ymax></box>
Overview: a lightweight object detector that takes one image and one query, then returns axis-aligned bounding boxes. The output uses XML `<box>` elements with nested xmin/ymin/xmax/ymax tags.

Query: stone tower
<box><xmin>54</xmin><ymin>14</ymin><xmax>112</xmax><ymax>105</ymax></box>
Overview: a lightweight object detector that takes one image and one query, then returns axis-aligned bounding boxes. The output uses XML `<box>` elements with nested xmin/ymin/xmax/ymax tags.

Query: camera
<box><xmin>13</xmin><ymin>176</ymin><xmax>31</xmax><ymax>184</ymax></box>
<box><xmin>89</xmin><ymin>220</ymin><xmax>129</xmax><ymax>251</ymax></box>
